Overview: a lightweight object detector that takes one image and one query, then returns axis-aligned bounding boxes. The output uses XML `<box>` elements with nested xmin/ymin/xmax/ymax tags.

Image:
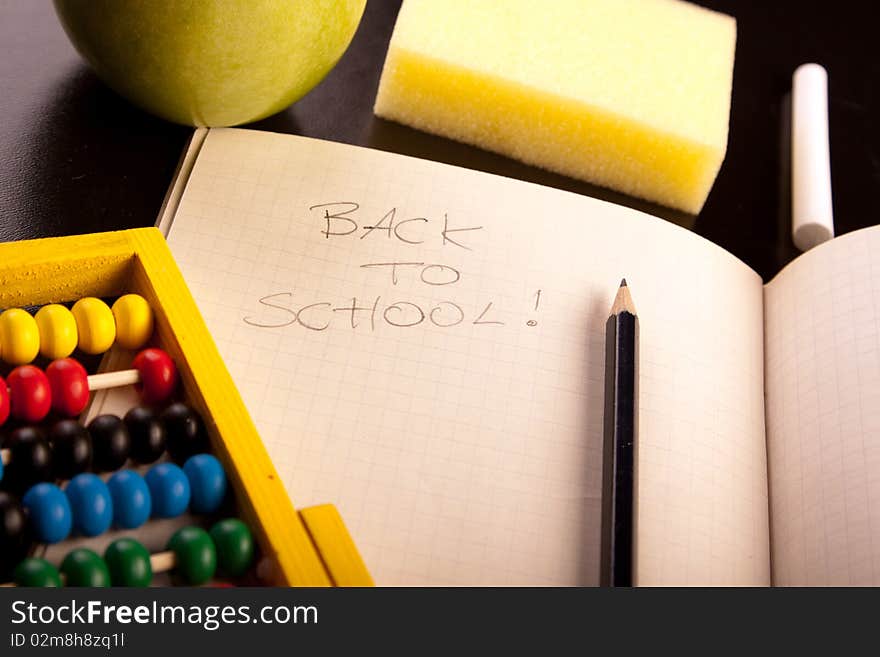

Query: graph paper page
<box><xmin>166</xmin><ymin>128</ymin><xmax>769</xmax><ymax>585</ymax></box>
<box><xmin>765</xmin><ymin>226</ymin><xmax>880</xmax><ymax>585</ymax></box>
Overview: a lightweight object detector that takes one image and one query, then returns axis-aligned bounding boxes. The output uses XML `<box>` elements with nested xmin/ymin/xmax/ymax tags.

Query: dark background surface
<box><xmin>1</xmin><ymin>0</ymin><xmax>877</xmax><ymax>281</ymax></box>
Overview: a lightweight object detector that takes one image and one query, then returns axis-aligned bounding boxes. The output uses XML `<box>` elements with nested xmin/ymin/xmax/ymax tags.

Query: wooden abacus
<box><xmin>0</xmin><ymin>228</ymin><xmax>372</xmax><ymax>587</ymax></box>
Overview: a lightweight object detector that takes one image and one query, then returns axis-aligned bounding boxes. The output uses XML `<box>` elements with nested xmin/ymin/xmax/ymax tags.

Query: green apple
<box><xmin>53</xmin><ymin>0</ymin><xmax>367</xmax><ymax>126</ymax></box>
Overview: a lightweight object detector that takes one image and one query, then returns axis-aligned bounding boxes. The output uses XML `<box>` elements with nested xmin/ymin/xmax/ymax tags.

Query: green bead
<box><xmin>104</xmin><ymin>538</ymin><xmax>152</xmax><ymax>587</ymax></box>
<box><xmin>61</xmin><ymin>548</ymin><xmax>111</xmax><ymax>587</ymax></box>
<box><xmin>14</xmin><ymin>558</ymin><xmax>62</xmax><ymax>587</ymax></box>
<box><xmin>210</xmin><ymin>518</ymin><xmax>255</xmax><ymax>578</ymax></box>
<box><xmin>168</xmin><ymin>526</ymin><xmax>216</xmax><ymax>585</ymax></box>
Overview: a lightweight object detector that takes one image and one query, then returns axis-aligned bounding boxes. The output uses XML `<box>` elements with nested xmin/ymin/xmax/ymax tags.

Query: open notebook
<box><xmin>159</xmin><ymin>128</ymin><xmax>880</xmax><ymax>586</ymax></box>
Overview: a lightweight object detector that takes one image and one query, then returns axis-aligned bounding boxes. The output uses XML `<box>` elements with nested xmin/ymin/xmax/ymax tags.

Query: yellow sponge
<box><xmin>374</xmin><ymin>0</ymin><xmax>736</xmax><ymax>214</ymax></box>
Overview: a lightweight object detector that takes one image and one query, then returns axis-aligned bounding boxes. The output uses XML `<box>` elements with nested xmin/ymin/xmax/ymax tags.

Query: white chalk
<box><xmin>792</xmin><ymin>63</ymin><xmax>834</xmax><ymax>251</ymax></box>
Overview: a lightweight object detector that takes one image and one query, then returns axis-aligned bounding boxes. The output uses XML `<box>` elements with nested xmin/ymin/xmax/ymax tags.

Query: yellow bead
<box><xmin>111</xmin><ymin>294</ymin><xmax>154</xmax><ymax>350</ymax></box>
<box><xmin>0</xmin><ymin>308</ymin><xmax>40</xmax><ymax>365</ymax></box>
<box><xmin>35</xmin><ymin>304</ymin><xmax>79</xmax><ymax>360</ymax></box>
<box><xmin>71</xmin><ymin>298</ymin><xmax>116</xmax><ymax>355</ymax></box>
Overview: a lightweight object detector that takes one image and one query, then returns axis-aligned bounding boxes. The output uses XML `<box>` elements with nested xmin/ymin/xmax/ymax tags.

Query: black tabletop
<box><xmin>1</xmin><ymin>1</ymin><xmax>877</xmax><ymax>281</ymax></box>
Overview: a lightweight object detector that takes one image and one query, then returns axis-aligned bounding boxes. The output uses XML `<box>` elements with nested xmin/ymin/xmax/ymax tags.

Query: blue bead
<box><xmin>0</xmin><ymin>454</ymin><xmax>4</xmax><ymax>483</ymax></box>
<box><xmin>22</xmin><ymin>483</ymin><xmax>72</xmax><ymax>544</ymax></box>
<box><xmin>183</xmin><ymin>454</ymin><xmax>227</xmax><ymax>514</ymax></box>
<box><xmin>145</xmin><ymin>463</ymin><xmax>190</xmax><ymax>518</ymax></box>
<box><xmin>65</xmin><ymin>473</ymin><xmax>113</xmax><ymax>537</ymax></box>
<box><xmin>107</xmin><ymin>470</ymin><xmax>151</xmax><ymax>529</ymax></box>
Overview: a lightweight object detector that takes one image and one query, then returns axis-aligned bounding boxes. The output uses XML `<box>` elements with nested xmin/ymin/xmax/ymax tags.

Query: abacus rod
<box><xmin>0</xmin><ymin>549</ymin><xmax>179</xmax><ymax>587</ymax></box>
<box><xmin>150</xmin><ymin>551</ymin><xmax>176</xmax><ymax>573</ymax></box>
<box><xmin>87</xmin><ymin>369</ymin><xmax>141</xmax><ymax>390</ymax></box>
<box><xmin>3</xmin><ymin>369</ymin><xmax>142</xmax><ymax>395</ymax></box>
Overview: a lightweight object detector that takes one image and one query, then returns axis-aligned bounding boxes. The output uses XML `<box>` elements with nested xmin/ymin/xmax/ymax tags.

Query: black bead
<box><xmin>3</xmin><ymin>427</ymin><xmax>53</xmax><ymax>493</ymax></box>
<box><xmin>88</xmin><ymin>415</ymin><xmax>131</xmax><ymax>472</ymax></box>
<box><xmin>125</xmin><ymin>406</ymin><xmax>166</xmax><ymax>464</ymax></box>
<box><xmin>6</xmin><ymin>426</ymin><xmax>45</xmax><ymax>447</ymax></box>
<box><xmin>0</xmin><ymin>491</ymin><xmax>27</xmax><ymax>569</ymax></box>
<box><xmin>0</xmin><ymin>420</ymin><xmax>31</xmax><ymax>449</ymax></box>
<box><xmin>49</xmin><ymin>419</ymin><xmax>93</xmax><ymax>479</ymax></box>
<box><xmin>161</xmin><ymin>402</ymin><xmax>208</xmax><ymax>462</ymax></box>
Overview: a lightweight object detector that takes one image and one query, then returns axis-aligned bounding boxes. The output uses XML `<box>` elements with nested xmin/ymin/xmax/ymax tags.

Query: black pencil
<box><xmin>600</xmin><ymin>279</ymin><xmax>638</xmax><ymax>587</ymax></box>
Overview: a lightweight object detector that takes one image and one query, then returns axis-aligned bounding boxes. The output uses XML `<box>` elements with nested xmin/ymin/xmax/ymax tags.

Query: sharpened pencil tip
<box><xmin>611</xmin><ymin>279</ymin><xmax>637</xmax><ymax>315</ymax></box>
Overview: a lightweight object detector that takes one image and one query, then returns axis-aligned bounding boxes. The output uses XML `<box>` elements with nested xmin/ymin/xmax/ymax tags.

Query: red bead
<box><xmin>132</xmin><ymin>348</ymin><xmax>177</xmax><ymax>404</ymax></box>
<box><xmin>0</xmin><ymin>376</ymin><xmax>9</xmax><ymax>426</ymax></box>
<box><xmin>46</xmin><ymin>358</ymin><xmax>90</xmax><ymax>417</ymax></box>
<box><xmin>7</xmin><ymin>366</ymin><xmax>51</xmax><ymax>422</ymax></box>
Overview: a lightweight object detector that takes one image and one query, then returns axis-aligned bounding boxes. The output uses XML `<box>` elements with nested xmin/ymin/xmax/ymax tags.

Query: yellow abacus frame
<box><xmin>0</xmin><ymin>227</ymin><xmax>373</xmax><ymax>587</ymax></box>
